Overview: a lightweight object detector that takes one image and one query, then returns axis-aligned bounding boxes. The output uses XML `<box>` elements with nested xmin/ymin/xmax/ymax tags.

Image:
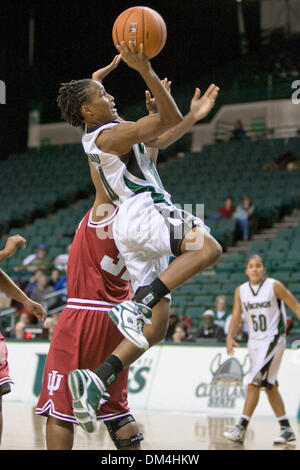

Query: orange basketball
<box><xmin>112</xmin><ymin>6</ymin><xmax>167</xmax><ymax>59</ymax></box>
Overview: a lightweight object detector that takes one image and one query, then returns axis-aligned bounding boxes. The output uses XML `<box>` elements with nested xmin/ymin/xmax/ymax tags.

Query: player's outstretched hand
<box><xmin>226</xmin><ymin>335</ymin><xmax>240</xmax><ymax>355</ymax></box>
<box><xmin>145</xmin><ymin>77</ymin><xmax>171</xmax><ymax>114</ymax></box>
<box><xmin>190</xmin><ymin>84</ymin><xmax>220</xmax><ymax>122</ymax></box>
<box><xmin>24</xmin><ymin>299</ymin><xmax>47</xmax><ymax>324</ymax></box>
<box><xmin>3</xmin><ymin>235</ymin><xmax>26</xmax><ymax>259</ymax></box>
<box><xmin>92</xmin><ymin>55</ymin><xmax>122</xmax><ymax>83</ymax></box>
<box><xmin>116</xmin><ymin>41</ymin><xmax>150</xmax><ymax>74</ymax></box>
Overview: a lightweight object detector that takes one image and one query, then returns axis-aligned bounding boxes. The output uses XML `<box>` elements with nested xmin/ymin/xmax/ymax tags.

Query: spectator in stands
<box><xmin>196</xmin><ymin>309</ymin><xmax>225</xmax><ymax>341</ymax></box>
<box><xmin>208</xmin><ymin>196</ymin><xmax>236</xmax><ymax>221</ymax></box>
<box><xmin>231</xmin><ymin>120</ymin><xmax>246</xmax><ymax>140</ymax></box>
<box><xmin>233</xmin><ymin>195</ymin><xmax>255</xmax><ymax>240</ymax></box>
<box><xmin>214</xmin><ymin>295</ymin><xmax>231</xmax><ymax>329</ymax></box>
<box><xmin>50</xmin><ymin>269</ymin><xmax>61</xmax><ymax>288</ymax></box>
<box><xmin>24</xmin><ymin>269</ymin><xmax>44</xmax><ymax>297</ymax></box>
<box><xmin>0</xmin><ymin>292</ymin><xmax>11</xmax><ymax>310</ymax></box>
<box><xmin>43</xmin><ymin>312</ymin><xmax>60</xmax><ymax>341</ymax></box>
<box><xmin>14</xmin><ymin>244</ymin><xmax>53</xmax><ymax>274</ymax></box>
<box><xmin>264</xmin><ymin>150</ymin><xmax>299</xmax><ymax>171</ymax></box>
<box><xmin>54</xmin><ymin>244</ymin><xmax>71</xmax><ymax>273</ymax></box>
<box><xmin>15</xmin><ymin>312</ymin><xmax>32</xmax><ymax>339</ymax></box>
<box><xmin>217</xmin><ymin>196</ymin><xmax>236</xmax><ymax>219</ymax></box>
<box><xmin>30</xmin><ymin>274</ymin><xmax>57</xmax><ymax>310</ymax></box>
<box><xmin>224</xmin><ymin>315</ymin><xmax>248</xmax><ymax>343</ymax></box>
<box><xmin>53</xmin><ymin>269</ymin><xmax>67</xmax><ymax>304</ymax></box>
<box><xmin>165</xmin><ymin>308</ymin><xmax>180</xmax><ymax>340</ymax></box>
<box><xmin>172</xmin><ymin>321</ymin><xmax>195</xmax><ymax>343</ymax></box>
<box><xmin>287</xmin><ymin>160</ymin><xmax>300</xmax><ymax>171</ymax></box>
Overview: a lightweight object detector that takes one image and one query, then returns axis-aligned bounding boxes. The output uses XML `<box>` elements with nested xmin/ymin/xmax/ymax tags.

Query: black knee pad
<box><xmin>104</xmin><ymin>414</ymin><xmax>143</xmax><ymax>449</ymax></box>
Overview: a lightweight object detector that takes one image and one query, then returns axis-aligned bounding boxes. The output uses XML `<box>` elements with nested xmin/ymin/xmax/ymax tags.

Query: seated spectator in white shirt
<box><xmin>214</xmin><ymin>295</ymin><xmax>230</xmax><ymax>329</ymax></box>
<box><xmin>54</xmin><ymin>244</ymin><xmax>71</xmax><ymax>273</ymax></box>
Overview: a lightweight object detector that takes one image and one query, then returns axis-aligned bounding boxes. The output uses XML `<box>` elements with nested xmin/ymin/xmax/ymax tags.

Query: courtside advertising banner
<box><xmin>4</xmin><ymin>342</ymin><xmax>300</xmax><ymax>417</ymax></box>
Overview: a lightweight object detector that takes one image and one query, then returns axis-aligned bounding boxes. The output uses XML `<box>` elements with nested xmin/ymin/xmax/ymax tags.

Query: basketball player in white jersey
<box><xmin>57</xmin><ymin>44</ymin><xmax>222</xmax><ymax>433</ymax></box>
<box><xmin>58</xmin><ymin>40</ymin><xmax>221</xmax><ymax>346</ymax></box>
<box><xmin>224</xmin><ymin>254</ymin><xmax>300</xmax><ymax>445</ymax></box>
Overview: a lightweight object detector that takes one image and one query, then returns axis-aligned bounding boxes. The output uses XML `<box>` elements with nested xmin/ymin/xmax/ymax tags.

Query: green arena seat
<box><xmin>220</xmin><ymin>284</ymin><xmax>236</xmax><ymax>296</ymax></box>
<box><xmin>290</xmin><ymin>272</ymin><xmax>300</xmax><ymax>282</ymax></box>
<box><xmin>271</xmin><ymin>272</ymin><xmax>292</xmax><ymax>282</ymax></box>
<box><xmin>287</xmin><ymin>283</ymin><xmax>300</xmax><ymax>295</ymax></box>
<box><xmin>183</xmin><ymin>306</ymin><xmax>203</xmax><ymax>320</ymax></box>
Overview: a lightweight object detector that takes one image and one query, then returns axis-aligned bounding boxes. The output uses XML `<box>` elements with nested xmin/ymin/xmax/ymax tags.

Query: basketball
<box><xmin>112</xmin><ymin>6</ymin><xmax>167</xmax><ymax>59</ymax></box>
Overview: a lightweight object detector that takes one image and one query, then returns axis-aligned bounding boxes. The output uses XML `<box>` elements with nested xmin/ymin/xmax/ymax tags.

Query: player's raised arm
<box><xmin>118</xmin><ymin>41</ymin><xmax>182</xmax><ymax>125</ymax></box>
<box><xmin>144</xmin><ymin>77</ymin><xmax>171</xmax><ymax>165</ymax></box>
<box><xmin>0</xmin><ymin>235</ymin><xmax>26</xmax><ymax>263</ymax></box>
<box><xmin>97</xmin><ymin>41</ymin><xmax>183</xmax><ymax>156</ymax></box>
<box><xmin>92</xmin><ymin>55</ymin><xmax>122</xmax><ymax>83</ymax></box>
<box><xmin>0</xmin><ymin>270</ymin><xmax>46</xmax><ymax>323</ymax></box>
<box><xmin>274</xmin><ymin>280</ymin><xmax>300</xmax><ymax>320</ymax></box>
<box><xmin>145</xmin><ymin>84</ymin><xmax>220</xmax><ymax>149</ymax></box>
<box><xmin>226</xmin><ymin>287</ymin><xmax>243</xmax><ymax>354</ymax></box>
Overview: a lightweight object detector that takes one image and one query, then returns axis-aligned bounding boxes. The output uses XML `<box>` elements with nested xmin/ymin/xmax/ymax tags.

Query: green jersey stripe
<box><xmin>266</xmin><ymin>333</ymin><xmax>281</xmax><ymax>358</ymax></box>
<box><xmin>278</xmin><ymin>311</ymin><xmax>286</xmax><ymax>335</ymax></box>
<box><xmin>97</xmin><ymin>165</ymin><xmax>119</xmax><ymax>202</ymax></box>
<box><xmin>149</xmin><ymin>160</ymin><xmax>165</xmax><ymax>190</ymax></box>
<box><xmin>123</xmin><ymin>176</ymin><xmax>170</xmax><ymax>205</ymax></box>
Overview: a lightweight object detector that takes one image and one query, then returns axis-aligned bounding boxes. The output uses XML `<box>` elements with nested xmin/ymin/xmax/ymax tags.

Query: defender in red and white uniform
<box><xmin>35</xmin><ymin>203</ymin><xmax>138</xmax><ymax>431</ymax></box>
<box><xmin>36</xmin><ymin>159</ymin><xmax>143</xmax><ymax>449</ymax></box>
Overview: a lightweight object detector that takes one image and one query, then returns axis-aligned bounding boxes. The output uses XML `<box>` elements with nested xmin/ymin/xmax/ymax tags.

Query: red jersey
<box><xmin>67</xmin><ymin>207</ymin><xmax>131</xmax><ymax>306</ymax></box>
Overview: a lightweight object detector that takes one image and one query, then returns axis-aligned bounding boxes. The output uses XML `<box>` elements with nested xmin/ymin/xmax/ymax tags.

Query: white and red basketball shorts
<box><xmin>0</xmin><ymin>332</ymin><xmax>13</xmax><ymax>395</ymax></box>
<box><xmin>36</xmin><ymin>301</ymin><xmax>130</xmax><ymax>424</ymax></box>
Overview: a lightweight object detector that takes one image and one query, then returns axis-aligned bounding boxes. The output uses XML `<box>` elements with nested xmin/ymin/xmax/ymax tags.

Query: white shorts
<box><xmin>247</xmin><ymin>334</ymin><xmax>286</xmax><ymax>388</ymax></box>
<box><xmin>113</xmin><ymin>193</ymin><xmax>210</xmax><ymax>294</ymax></box>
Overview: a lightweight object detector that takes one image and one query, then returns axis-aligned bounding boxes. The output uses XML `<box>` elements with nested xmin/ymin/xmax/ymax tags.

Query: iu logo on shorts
<box><xmin>47</xmin><ymin>370</ymin><xmax>63</xmax><ymax>396</ymax></box>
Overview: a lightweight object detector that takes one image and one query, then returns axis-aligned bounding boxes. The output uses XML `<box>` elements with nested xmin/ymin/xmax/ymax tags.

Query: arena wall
<box><xmin>191</xmin><ymin>99</ymin><xmax>300</xmax><ymax>151</ymax></box>
<box><xmin>28</xmin><ymin>99</ymin><xmax>300</xmax><ymax>150</ymax></box>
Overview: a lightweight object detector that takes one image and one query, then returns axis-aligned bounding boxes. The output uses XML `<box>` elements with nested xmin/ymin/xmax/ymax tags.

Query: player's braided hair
<box><xmin>57</xmin><ymin>79</ymin><xmax>93</xmax><ymax>127</ymax></box>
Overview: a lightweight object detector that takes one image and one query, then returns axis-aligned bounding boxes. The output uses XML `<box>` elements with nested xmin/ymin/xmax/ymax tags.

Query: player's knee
<box><xmin>196</xmin><ymin>235</ymin><xmax>222</xmax><ymax>266</ymax></box>
<box><xmin>264</xmin><ymin>381</ymin><xmax>278</xmax><ymax>393</ymax></box>
<box><xmin>208</xmin><ymin>236</ymin><xmax>223</xmax><ymax>260</ymax></box>
<box><xmin>47</xmin><ymin>416</ymin><xmax>73</xmax><ymax>431</ymax></box>
<box><xmin>105</xmin><ymin>415</ymin><xmax>143</xmax><ymax>450</ymax></box>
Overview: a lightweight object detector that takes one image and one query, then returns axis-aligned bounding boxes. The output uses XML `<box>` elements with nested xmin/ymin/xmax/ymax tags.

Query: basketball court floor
<box><xmin>1</xmin><ymin>401</ymin><xmax>299</xmax><ymax>450</ymax></box>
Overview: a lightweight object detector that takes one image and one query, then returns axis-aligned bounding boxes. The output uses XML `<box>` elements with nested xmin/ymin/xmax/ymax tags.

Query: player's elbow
<box><xmin>156</xmin><ymin>140</ymin><xmax>169</xmax><ymax>150</ymax></box>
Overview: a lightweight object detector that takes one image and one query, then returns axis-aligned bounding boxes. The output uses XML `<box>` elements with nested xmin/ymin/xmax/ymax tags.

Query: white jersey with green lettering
<box><xmin>82</xmin><ymin>121</ymin><xmax>171</xmax><ymax>207</ymax></box>
<box><xmin>239</xmin><ymin>277</ymin><xmax>286</xmax><ymax>340</ymax></box>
